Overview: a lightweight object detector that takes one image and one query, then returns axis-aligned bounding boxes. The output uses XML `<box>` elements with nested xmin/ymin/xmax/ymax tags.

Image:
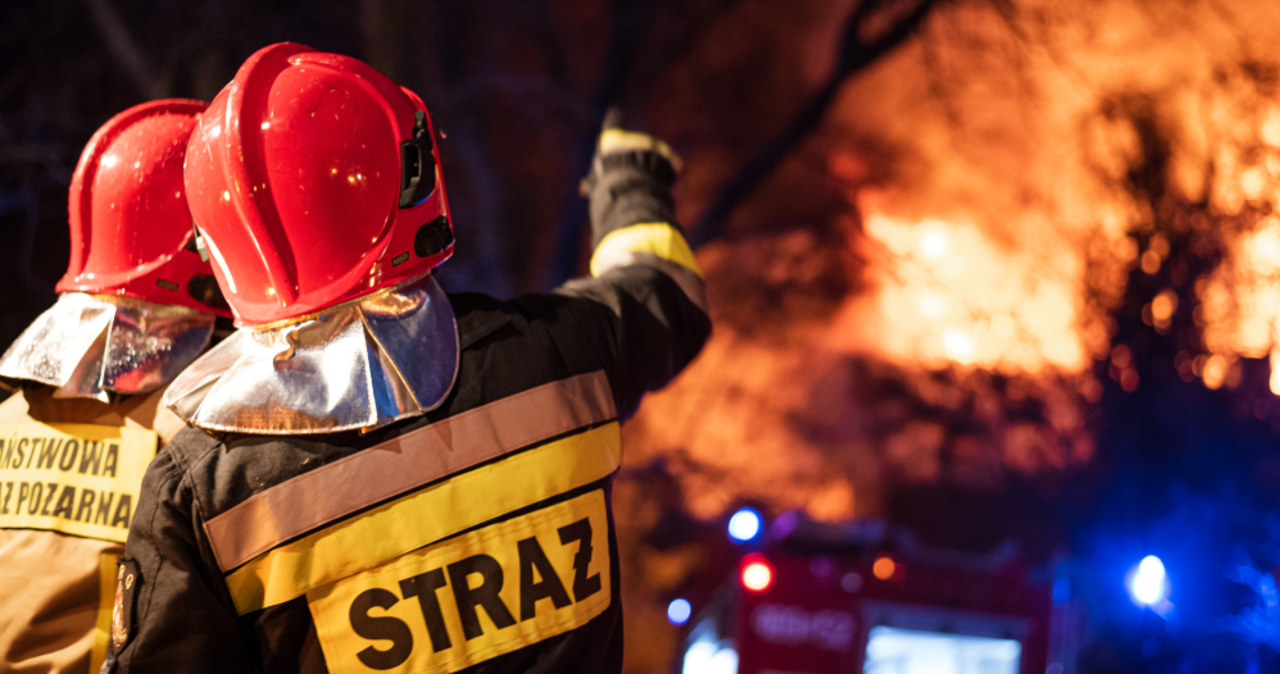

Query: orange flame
<box><xmin>1201</xmin><ymin>218</ymin><xmax>1280</xmax><ymax>391</ymax></box>
<box><xmin>833</xmin><ymin>213</ymin><xmax>1089</xmax><ymax>374</ymax></box>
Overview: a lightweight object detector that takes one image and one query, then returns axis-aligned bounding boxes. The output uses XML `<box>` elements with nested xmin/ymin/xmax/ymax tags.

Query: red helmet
<box><xmin>57</xmin><ymin>99</ymin><xmax>229</xmax><ymax>316</ymax></box>
<box><xmin>184</xmin><ymin>42</ymin><xmax>454</xmax><ymax>325</ymax></box>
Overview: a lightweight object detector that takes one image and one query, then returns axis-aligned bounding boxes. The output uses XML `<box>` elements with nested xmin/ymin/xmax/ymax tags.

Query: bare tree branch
<box><xmin>690</xmin><ymin>0</ymin><xmax>943</xmax><ymax>247</ymax></box>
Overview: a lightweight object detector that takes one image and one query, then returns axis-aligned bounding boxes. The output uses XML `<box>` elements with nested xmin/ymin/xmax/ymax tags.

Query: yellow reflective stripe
<box><xmin>308</xmin><ymin>490</ymin><xmax>611</xmax><ymax>674</ymax></box>
<box><xmin>226</xmin><ymin>423</ymin><xmax>621</xmax><ymax>615</ymax></box>
<box><xmin>205</xmin><ymin>371</ymin><xmax>616</xmax><ymax>572</ymax></box>
<box><xmin>598</xmin><ymin>129</ymin><xmax>682</xmax><ymax>170</ymax></box>
<box><xmin>91</xmin><ymin>552</ymin><xmax>118</xmax><ymax>674</ymax></box>
<box><xmin>590</xmin><ymin>222</ymin><xmax>702</xmax><ymax>278</ymax></box>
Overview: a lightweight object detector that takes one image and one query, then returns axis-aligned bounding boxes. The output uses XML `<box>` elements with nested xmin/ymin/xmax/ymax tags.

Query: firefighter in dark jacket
<box><xmin>0</xmin><ymin>99</ymin><xmax>229</xmax><ymax>673</ymax></box>
<box><xmin>104</xmin><ymin>43</ymin><xmax>710</xmax><ymax>673</ymax></box>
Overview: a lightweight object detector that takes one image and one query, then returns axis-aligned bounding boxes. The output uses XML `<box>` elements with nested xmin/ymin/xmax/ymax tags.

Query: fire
<box><xmin>834</xmin><ymin>213</ymin><xmax>1089</xmax><ymax>374</ymax></box>
<box><xmin>620</xmin><ymin>1</ymin><xmax>1280</xmax><ymax>668</ymax></box>
<box><xmin>1201</xmin><ymin>217</ymin><xmax>1280</xmax><ymax>392</ymax></box>
<box><xmin>627</xmin><ymin>0</ymin><xmax>1280</xmax><ymax>529</ymax></box>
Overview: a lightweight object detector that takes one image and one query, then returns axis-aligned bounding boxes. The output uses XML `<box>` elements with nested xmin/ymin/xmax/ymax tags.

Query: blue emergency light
<box><xmin>667</xmin><ymin>598</ymin><xmax>693</xmax><ymax>626</ymax></box>
<box><xmin>1127</xmin><ymin>554</ymin><xmax>1169</xmax><ymax>606</ymax></box>
<box><xmin>727</xmin><ymin>507</ymin><xmax>763</xmax><ymax>543</ymax></box>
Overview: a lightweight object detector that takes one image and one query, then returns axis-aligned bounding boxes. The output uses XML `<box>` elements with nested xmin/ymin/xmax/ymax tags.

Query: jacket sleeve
<box><xmin>103</xmin><ymin>441</ymin><xmax>258</xmax><ymax>673</ymax></box>
<box><xmin>554</xmin><ymin>143</ymin><xmax>711</xmax><ymax>420</ymax></box>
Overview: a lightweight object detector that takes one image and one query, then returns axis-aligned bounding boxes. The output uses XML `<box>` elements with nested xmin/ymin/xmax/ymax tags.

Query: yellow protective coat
<box><xmin>0</xmin><ymin>387</ymin><xmax>182</xmax><ymax>674</ymax></box>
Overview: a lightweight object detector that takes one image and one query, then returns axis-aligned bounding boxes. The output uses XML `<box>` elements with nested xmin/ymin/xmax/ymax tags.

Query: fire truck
<box><xmin>676</xmin><ymin>511</ymin><xmax>1074</xmax><ymax>674</ymax></box>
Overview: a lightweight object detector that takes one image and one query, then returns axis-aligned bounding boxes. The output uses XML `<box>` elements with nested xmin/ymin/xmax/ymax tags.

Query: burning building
<box><xmin>615</xmin><ymin>0</ymin><xmax>1280</xmax><ymax>670</ymax></box>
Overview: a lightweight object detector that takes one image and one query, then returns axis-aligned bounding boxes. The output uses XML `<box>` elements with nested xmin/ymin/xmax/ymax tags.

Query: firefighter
<box><xmin>0</xmin><ymin>99</ymin><xmax>230</xmax><ymax>673</ymax></box>
<box><xmin>104</xmin><ymin>43</ymin><xmax>710</xmax><ymax>673</ymax></box>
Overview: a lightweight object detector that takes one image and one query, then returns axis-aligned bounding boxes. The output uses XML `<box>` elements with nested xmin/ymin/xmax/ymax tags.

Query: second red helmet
<box><xmin>184</xmin><ymin>42</ymin><xmax>454</xmax><ymax>325</ymax></box>
<box><xmin>58</xmin><ymin>98</ymin><xmax>229</xmax><ymax>316</ymax></box>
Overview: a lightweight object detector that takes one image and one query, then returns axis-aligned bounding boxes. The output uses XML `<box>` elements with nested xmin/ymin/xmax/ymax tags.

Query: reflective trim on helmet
<box><xmin>589</xmin><ymin>222</ymin><xmax>702</xmax><ymax>278</ymax></box>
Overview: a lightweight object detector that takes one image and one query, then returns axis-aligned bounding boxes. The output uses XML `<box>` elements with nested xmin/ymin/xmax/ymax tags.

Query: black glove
<box><xmin>580</xmin><ymin>110</ymin><xmax>683</xmax><ymax>249</ymax></box>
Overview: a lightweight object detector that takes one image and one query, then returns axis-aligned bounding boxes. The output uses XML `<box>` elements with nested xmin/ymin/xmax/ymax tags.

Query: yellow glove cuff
<box><xmin>598</xmin><ymin>129</ymin><xmax>683</xmax><ymax>172</ymax></box>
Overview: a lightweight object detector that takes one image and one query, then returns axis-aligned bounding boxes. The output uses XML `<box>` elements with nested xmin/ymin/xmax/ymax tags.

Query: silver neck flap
<box><xmin>0</xmin><ymin>293</ymin><xmax>217</xmax><ymax>402</ymax></box>
<box><xmin>162</xmin><ymin>273</ymin><xmax>459</xmax><ymax>435</ymax></box>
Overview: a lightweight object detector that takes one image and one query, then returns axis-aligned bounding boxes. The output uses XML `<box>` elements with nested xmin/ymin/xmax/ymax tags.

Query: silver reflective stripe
<box><xmin>203</xmin><ymin>370</ymin><xmax>617</xmax><ymax>572</ymax></box>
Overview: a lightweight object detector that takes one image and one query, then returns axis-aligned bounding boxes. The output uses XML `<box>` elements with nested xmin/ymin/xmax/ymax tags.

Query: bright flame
<box><xmin>1271</xmin><ymin>349</ymin><xmax>1280</xmax><ymax>396</ymax></box>
<box><xmin>1189</xmin><ymin>214</ymin><xmax>1280</xmax><ymax>392</ymax></box>
<box><xmin>919</xmin><ymin>227</ymin><xmax>949</xmax><ymax>259</ymax></box>
<box><xmin>917</xmin><ymin>292</ymin><xmax>947</xmax><ymax>318</ymax></box>
<box><xmin>610</xmin><ymin>3</ymin><xmax>1280</xmax><ymax>666</ymax></box>
<box><xmin>620</xmin><ymin>9</ymin><xmax>1280</xmax><ymax>651</ymax></box>
<box><xmin>838</xmin><ymin>213</ymin><xmax>1088</xmax><ymax>373</ymax></box>
<box><xmin>941</xmin><ymin>328</ymin><xmax>976</xmax><ymax>363</ymax></box>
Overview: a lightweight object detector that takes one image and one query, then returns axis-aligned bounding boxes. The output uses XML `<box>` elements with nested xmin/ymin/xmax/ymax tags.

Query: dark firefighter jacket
<box><xmin>105</xmin><ymin>148</ymin><xmax>711</xmax><ymax>673</ymax></box>
<box><xmin>0</xmin><ymin>386</ymin><xmax>186</xmax><ymax>673</ymax></box>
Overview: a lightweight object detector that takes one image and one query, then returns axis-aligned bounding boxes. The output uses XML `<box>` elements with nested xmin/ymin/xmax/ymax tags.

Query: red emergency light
<box><xmin>741</xmin><ymin>553</ymin><xmax>774</xmax><ymax>592</ymax></box>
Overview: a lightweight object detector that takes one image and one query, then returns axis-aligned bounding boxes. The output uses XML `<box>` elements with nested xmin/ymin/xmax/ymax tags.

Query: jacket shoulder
<box><xmin>160</xmin><ymin>425</ymin><xmax>223</xmax><ymax>469</ymax></box>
